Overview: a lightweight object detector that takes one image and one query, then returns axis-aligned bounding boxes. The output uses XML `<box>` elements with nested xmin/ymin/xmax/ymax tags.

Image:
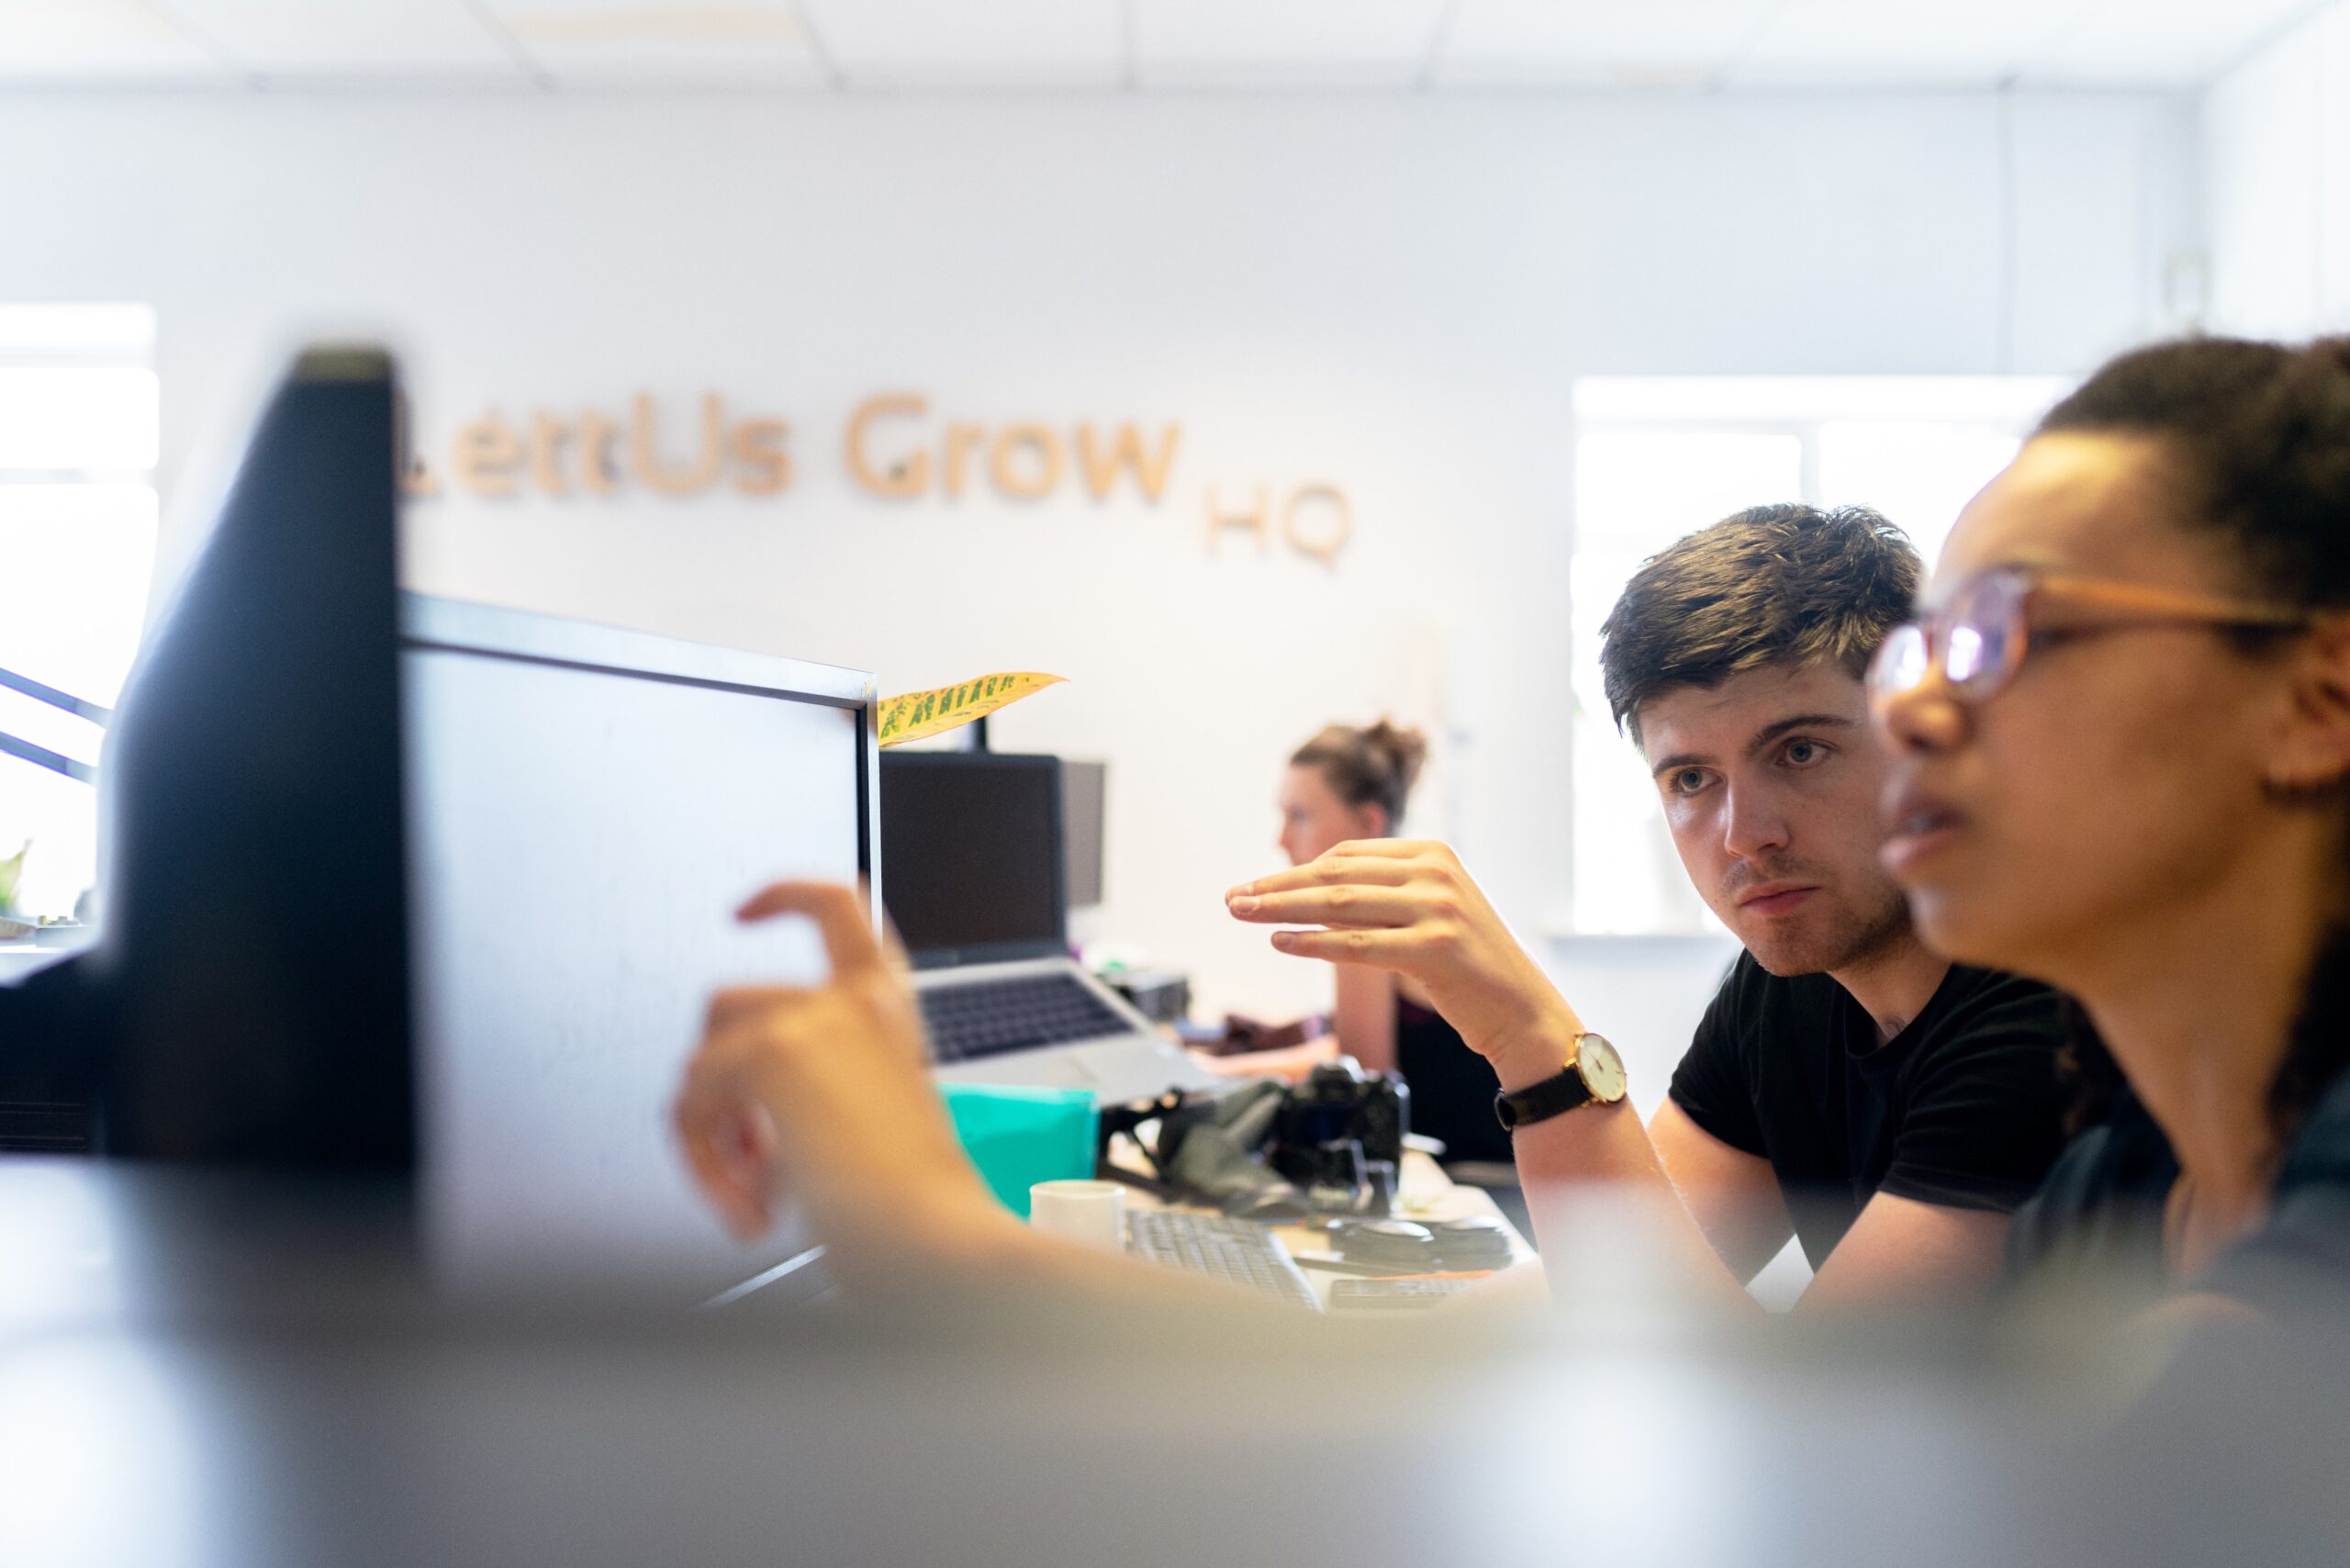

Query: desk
<box><xmin>1114</xmin><ymin>1140</ymin><xmax>1537</xmax><ymax>1307</ymax></box>
<box><xmin>1167</xmin><ymin>1036</ymin><xmax>1540</xmax><ymax>1303</ymax></box>
<box><xmin>4</xmin><ymin>1167</ymin><xmax>2339</xmax><ymax>1568</ymax></box>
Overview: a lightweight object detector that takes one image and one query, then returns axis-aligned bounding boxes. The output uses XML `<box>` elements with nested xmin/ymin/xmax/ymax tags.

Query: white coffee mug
<box><xmin>1027</xmin><ymin>1179</ymin><xmax>1125</xmax><ymax>1251</ymax></box>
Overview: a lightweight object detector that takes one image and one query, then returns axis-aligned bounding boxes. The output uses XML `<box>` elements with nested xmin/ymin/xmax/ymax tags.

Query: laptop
<box><xmin>879</xmin><ymin>751</ymin><xmax>1216</xmax><ymax>1107</ymax></box>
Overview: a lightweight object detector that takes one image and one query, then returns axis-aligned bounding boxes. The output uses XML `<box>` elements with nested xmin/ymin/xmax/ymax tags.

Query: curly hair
<box><xmin>2034</xmin><ymin>335</ymin><xmax>2350</xmax><ymax>1141</ymax></box>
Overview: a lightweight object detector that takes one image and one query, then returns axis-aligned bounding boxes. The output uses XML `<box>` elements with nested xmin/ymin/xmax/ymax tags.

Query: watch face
<box><xmin>1577</xmin><ymin>1034</ymin><xmax>1628</xmax><ymax>1103</ymax></box>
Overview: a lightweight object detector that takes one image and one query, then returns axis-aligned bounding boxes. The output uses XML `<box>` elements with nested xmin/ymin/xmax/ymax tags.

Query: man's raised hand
<box><xmin>1225</xmin><ymin>841</ymin><xmax>1580</xmax><ymax>1082</ymax></box>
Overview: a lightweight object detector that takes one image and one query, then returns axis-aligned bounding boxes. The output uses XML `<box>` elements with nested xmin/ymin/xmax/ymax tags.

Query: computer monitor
<box><xmin>74</xmin><ymin>347</ymin><xmax>415</xmax><ymax>1166</ymax></box>
<box><xmin>2</xmin><ymin>342</ymin><xmax>878</xmax><ymax>1299</ymax></box>
<box><xmin>1060</xmin><ymin>759</ymin><xmax>1106</xmax><ymax>911</ymax></box>
<box><xmin>401</xmin><ymin>595</ymin><xmax>879</xmax><ymax>1297</ymax></box>
<box><xmin>878</xmin><ymin>752</ymin><xmax>1064</xmax><ymax>969</ymax></box>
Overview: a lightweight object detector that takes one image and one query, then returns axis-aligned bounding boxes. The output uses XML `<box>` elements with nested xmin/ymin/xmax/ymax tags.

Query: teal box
<box><xmin>941</xmin><ymin>1084</ymin><xmax>1100</xmax><ymax>1218</ymax></box>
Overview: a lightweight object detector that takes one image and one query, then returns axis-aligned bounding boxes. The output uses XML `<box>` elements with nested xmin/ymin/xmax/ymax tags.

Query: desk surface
<box><xmin>1</xmin><ymin>1166</ymin><xmax>2340</xmax><ymax>1568</ymax></box>
<box><xmin>1116</xmin><ymin>1142</ymin><xmax>1536</xmax><ymax>1307</ymax></box>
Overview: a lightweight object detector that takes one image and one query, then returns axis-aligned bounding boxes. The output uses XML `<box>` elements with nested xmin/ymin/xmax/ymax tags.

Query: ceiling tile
<box><xmin>1436</xmin><ymin>0</ymin><xmax>1779</xmax><ymax>88</ymax></box>
<box><xmin>1722</xmin><ymin>0</ymin><xmax>2098</xmax><ymax>86</ymax></box>
<box><xmin>0</xmin><ymin>0</ymin><xmax>233</xmax><ymax>82</ymax></box>
<box><xmin>797</xmin><ymin>0</ymin><xmax>1123</xmax><ymax>89</ymax></box>
<box><xmin>1132</xmin><ymin>0</ymin><xmax>1446</xmax><ymax>89</ymax></box>
<box><xmin>163</xmin><ymin>0</ymin><xmax>524</xmax><ymax>79</ymax></box>
<box><xmin>488</xmin><ymin>1</ymin><xmax>825</xmax><ymax>86</ymax></box>
<box><xmin>2020</xmin><ymin>0</ymin><xmax>2322</xmax><ymax>86</ymax></box>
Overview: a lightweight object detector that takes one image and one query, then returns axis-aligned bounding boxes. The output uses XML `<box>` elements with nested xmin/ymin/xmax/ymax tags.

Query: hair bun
<box><xmin>1363</xmin><ymin>718</ymin><xmax>1428</xmax><ymax>792</ymax></box>
<box><xmin>1289</xmin><ymin>718</ymin><xmax>1429</xmax><ymax>823</ymax></box>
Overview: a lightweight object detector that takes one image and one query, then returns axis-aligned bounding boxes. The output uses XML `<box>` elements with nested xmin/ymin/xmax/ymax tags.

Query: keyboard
<box><xmin>1125</xmin><ymin>1209</ymin><xmax>1321</xmax><ymax>1311</ymax></box>
<box><xmin>1328</xmin><ymin>1276</ymin><xmax>1478</xmax><ymax>1310</ymax></box>
<box><xmin>921</xmin><ymin>971</ymin><xmax>1136</xmax><ymax>1063</ymax></box>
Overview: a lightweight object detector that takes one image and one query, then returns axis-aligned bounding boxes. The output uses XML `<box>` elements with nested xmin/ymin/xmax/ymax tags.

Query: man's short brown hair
<box><xmin>1598</xmin><ymin>503</ymin><xmax>1919</xmax><ymax>741</ymax></box>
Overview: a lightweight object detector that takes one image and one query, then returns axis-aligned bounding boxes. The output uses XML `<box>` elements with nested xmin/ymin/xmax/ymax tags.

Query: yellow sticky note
<box><xmin>878</xmin><ymin>672</ymin><xmax>1066</xmax><ymax>747</ymax></box>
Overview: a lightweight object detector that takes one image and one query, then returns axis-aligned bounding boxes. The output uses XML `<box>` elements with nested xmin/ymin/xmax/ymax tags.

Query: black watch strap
<box><xmin>1494</xmin><ymin>1061</ymin><xmax>1595</xmax><ymax>1131</ymax></box>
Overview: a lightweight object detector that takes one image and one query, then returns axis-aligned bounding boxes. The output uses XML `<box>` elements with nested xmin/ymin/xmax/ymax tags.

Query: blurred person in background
<box><xmin>1874</xmin><ymin>335</ymin><xmax>2350</xmax><ymax>1326</ymax></box>
<box><xmin>1252</xmin><ymin>719</ymin><xmax>1516</xmax><ymax>1169</ymax></box>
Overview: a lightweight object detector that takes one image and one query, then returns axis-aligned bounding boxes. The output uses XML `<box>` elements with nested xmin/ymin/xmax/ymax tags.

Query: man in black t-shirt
<box><xmin>1226</xmin><ymin>505</ymin><xmax>2069</xmax><ymax>1310</ymax></box>
<box><xmin>1672</xmin><ymin>950</ymin><xmax>2062</xmax><ymax>1272</ymax></box>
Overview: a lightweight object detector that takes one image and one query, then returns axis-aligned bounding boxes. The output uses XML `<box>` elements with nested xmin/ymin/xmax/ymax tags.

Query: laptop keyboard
<box><xmin>1126</xmin><ymin>1210</ymin><xmax>1321</xmax><ymax>1310</ymax></box>
<box><xmin>921</xmin><ymin>971</ymin><xmax>1135</xmax><ymax>1062</ymax></box>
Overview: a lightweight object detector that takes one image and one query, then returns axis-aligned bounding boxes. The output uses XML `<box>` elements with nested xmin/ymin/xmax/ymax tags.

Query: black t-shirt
<box><xmin>1668</xmin><ymin>953</ymin><xmax>2070</xmax><ymax>1270</ymax></box>
<box><xmin>2001</xmin><ymin>1091</ymin><xmax>2174</xmax><ymax>1309</ymax></box>
<box><xmin>1394</xmin><ymin>994</ymin><xmax>1513</xmax><ymax>1166</ymax></box>
<box><xmin>2009</xmin><ymin>1071</ymin><xmax>2350</xmax><ymax>1316</ymax></box>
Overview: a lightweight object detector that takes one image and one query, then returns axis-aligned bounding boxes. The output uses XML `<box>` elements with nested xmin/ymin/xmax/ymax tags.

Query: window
<box><xmin>0</xmin><ymin>305</ymin><xmax>160</xmax><ymax>922</ymax></box>
<box><xmin>1569</xmin><ymin>376</ymin><xmax>2068</xmax><ymax>935</ymax></box>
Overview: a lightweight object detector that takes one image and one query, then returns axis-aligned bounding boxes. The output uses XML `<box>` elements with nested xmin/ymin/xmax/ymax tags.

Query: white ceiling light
<box><xmin>1132</xmin><ymin>0</ymin><xmax>1448</xmax><ymax>90</ymax></box>
<box><xmin>2021</xmin><ymin>0</ymin><xmax>2324</xmax><ymax>86</ymax></box>
<box><xmin>0</xmin><ymin>0</ymin><xmax>232</xmax><ymax>82</ymax></box>
<box><xmin>159</xmin><ymin>0</ymin><xmax>526</xmax><ymax>80</ymax></box>
<box><xmin>0</xmin><ymin>0</ymin><xmax>2321</xmax><ymax>93</ymax></box>
<box><xmin>1721</xmin><ymin>0</ymin><xmax>2099</xmax><ymax>87</ymax></box>
<box><xmin>796</xmin><ymin>0</ymin><xmax>1124</xmax><ymax>90</ymax></box>
<box><xmin>487</xmin><ymin>1</ymin><xmax>826</xmax><ymax>85</ymax></box>
<box><xmin>1437</xmin><ymin>0</ymin><xmax>1780</xmax><ymax>89</ymax></box>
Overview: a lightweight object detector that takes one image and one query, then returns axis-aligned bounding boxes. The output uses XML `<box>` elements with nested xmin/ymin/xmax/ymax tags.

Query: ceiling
<box><xmin>0</xmin><ymin>0</ymin><xmax>2324</xmax><ymax>92</ymax></box>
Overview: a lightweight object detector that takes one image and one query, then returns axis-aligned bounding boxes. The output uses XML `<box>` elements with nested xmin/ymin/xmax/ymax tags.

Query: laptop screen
<box><xmin>879</xmin><ymin>752</ymin><xmax>1065</xmax><ymax>968</ymax></box>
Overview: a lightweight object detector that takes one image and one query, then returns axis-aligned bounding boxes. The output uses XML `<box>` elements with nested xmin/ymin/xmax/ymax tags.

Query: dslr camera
<box><xmin>1270</xmin><ymin>1056</ymin><xmax>1409</xmax><ymax>1193</ymax></box>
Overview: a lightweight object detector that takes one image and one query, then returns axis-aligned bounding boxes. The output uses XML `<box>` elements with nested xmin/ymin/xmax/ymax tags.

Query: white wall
<box><xmin>0</xmin><ymin>90</ymin><xmax>2193</xmax><ymax>1027</ymax></box>
<box><xmin>2203</xmin><ymin>0</ymin><xmax>2350</xmax><ymax>336</ymax></box>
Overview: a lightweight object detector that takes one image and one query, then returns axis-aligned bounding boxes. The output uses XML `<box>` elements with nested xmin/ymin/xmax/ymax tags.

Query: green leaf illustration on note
<box><xmin>878</xmin><ymin>672</ymin><xmax>1066</xmax><ymax>747</ymax></box>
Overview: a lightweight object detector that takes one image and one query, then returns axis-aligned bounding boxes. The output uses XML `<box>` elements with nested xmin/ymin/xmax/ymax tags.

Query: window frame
<box><xmin>0</xmin><ymin>304</ymin><xmax>161</xmax><ymax>924</ymax></box>
<box><xmin>1564</xmin><ymin>375</ymin><xmax>2069</xmax><ymax>937</ymax></box>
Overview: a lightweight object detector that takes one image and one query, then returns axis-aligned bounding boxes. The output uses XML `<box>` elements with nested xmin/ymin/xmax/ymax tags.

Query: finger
<box><xmin>688</xmin><ymin>1014</ymin><xmax>807</xmax><ymax>1093</ymax></box>
<box><xmin>1225</xmin><ymin>885</ymin><xmax>1431</xmax><ymax>927</ymax></box>
<box><xmin>694</xmin><ymin>1092</ymin><xmax>783</xmax><ymax>1238</ymax></box>
<box><xmin>674</xmin><ymin>1090</ymin><xmax>777</xmax><ymax>1239</ymax></box>
<box><xmin>722</xmin><ymin>1099</ymin><xmax>783</xmax><ymax>1204</ymax></box>
<box><xmin>703</xmin><ymin>984</ymin><xmax>814</xmax><ymax>1035</ymax></box>
<box><xmin>1265</xmin><ymin>926</ymin><xmax>1423</xmax><ymax>966</ymax></box>
<box><xmin>1325</xmin><ymin>838</ymin><xmax>1432</xmax><ymax>859</ymax></box>
<box><xmin>876</xmin><ymin>909</ymin><xmax>914</xmax><ymax>977</ymax></box>
<box><xmin>735</xmin><ymin>879</ymin><xmax>886</xmax><ymax>976</ymax></box>
<box><xmin>1226</xmin><ymin>856</ymin><xmax>1419</xmax><ymax>901</ymax></box>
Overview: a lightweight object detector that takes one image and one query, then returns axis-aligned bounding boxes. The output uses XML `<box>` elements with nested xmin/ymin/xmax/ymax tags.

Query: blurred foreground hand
<box><xmin>672</xmin><ymin>881</ymin><xmax>1013</xmax><ymax>1286</ymax></box>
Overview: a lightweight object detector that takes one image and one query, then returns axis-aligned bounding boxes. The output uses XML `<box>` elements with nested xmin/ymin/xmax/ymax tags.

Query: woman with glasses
<box><xmin>1870</xmin><ymin>336</ymin><xmax>2350</xmax><ymax>1318</ymax></box>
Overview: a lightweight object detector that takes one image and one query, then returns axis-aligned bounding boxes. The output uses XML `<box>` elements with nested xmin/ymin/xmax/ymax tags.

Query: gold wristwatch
<box><xmin>1493</xmin><ymin>1032</ymin><xmax>1628</xmax><ymax>1130</ymax></box>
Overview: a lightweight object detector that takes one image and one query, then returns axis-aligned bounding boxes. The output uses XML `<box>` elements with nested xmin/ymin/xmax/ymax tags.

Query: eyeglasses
<box><xmin>1866</xmin><ymin>566</ymin><xmax>2313</xmax><ymax>711</ymax></box>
